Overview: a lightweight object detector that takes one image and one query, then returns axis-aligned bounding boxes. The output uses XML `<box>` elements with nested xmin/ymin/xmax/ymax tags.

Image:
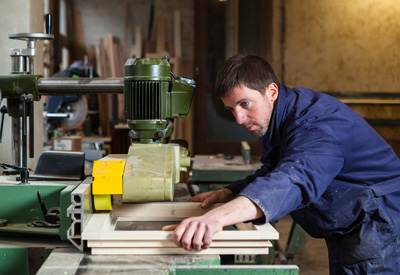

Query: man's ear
<box><xmin>266</xmin><ymin>83</ymin><xmax>279</xmax><ymax>102</ymax></box>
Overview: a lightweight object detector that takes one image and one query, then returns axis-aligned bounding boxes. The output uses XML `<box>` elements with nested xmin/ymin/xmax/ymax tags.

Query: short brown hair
<box><xmin>215</xmin><ymin>53</ymin><xmax>280</xmax><ymax>98</ymax></box>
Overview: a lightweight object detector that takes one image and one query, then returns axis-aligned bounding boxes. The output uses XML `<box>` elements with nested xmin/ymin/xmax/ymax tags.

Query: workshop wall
<box><xmin>283</xmin><ymin>0</ymin><xmax>400</xmax><ymax>92</ymax></box>
<box><xmin>282</xmin><ymin>0</ymin><xmax>400</xmax><ymax>155</ymax></box>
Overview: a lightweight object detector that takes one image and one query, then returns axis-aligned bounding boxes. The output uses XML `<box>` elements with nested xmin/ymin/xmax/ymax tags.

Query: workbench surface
<box><xmin>191</xmin><ymin>155</ymin><xmax>261</xmax><ymax>182</ymax></box>
<box><xmin>37</xmin><ymin>247</ymin><xmax>220</xmax><ymax>274</ymax></box>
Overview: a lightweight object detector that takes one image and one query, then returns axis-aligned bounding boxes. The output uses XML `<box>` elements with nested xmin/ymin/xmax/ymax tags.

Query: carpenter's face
<box><xmin>221</xmin><ymin>84</ymin><xmax>278</xmax><ymax>138</ymax></box>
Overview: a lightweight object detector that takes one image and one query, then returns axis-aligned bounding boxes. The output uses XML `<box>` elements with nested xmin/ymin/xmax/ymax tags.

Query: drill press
<box><xmin>0</xmin><ymin>14</ymin><xmax>53</xmax><ymax>170</ymax></box>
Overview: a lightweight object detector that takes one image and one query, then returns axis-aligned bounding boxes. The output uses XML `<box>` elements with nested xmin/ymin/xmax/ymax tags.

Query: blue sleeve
<box><xmin>239</xmin><ymin>127</ymin><xmax>344</xmax><ymax>222</ymax></box>
<box><xmin>225</xmin><ymin>148</ymin><xmax>273</xmax><ymax>196</ymax></box>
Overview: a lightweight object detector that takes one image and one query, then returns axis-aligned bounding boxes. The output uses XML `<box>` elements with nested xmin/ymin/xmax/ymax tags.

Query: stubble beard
<box><xmin>246</xmin><ymin>116</ymin><xmax>270</xmax><ymax>138</ymax></box>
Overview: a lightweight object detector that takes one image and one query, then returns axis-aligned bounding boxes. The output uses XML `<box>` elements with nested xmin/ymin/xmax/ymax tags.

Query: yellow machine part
<box><xmin>93</xmin><ymin>194</ymin><xmax>112</xmax><ymax>210</ymax></box>
<box><xmin>92</xmin><ymin>154</ymin><xmax>127</xmax><ymax>195</ymax></box>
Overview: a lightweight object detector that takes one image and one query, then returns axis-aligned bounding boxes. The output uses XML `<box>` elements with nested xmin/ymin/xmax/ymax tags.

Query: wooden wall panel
<box><xmin>283</xmin><ymin>0</ymin><xmax>400</xmax><ymax>92</ymax></box>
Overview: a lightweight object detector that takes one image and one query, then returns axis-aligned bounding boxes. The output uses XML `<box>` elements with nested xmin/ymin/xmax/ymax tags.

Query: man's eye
<box><xmin>241</xmin><ymin>101</ymin><xmax>249</xmax><ymax>107</ymax></box>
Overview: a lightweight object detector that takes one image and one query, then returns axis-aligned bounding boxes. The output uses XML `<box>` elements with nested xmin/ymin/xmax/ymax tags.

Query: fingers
<box><xmin>189</xmin><ymin>191</ymin><xmax>214</xmax><ymax>202</ymax></box>
<box><xmin>190</xmin><ymin>223</ymin><xmax>206</xmax><ymax>251</ymax></box>
<box><xmin>202</xmin><ymin>224</ymin><xmax>214</xmax><ymax>250</ymax></box>
<box><xmin>173</xmin><ymin>222</ymin><xmax>186</xmax><ymax>247</ymax></box>
<box><xmin>190</xmin><ymin>189</ymin><xmax>233</xmax><ymax>208</ymax></box>
<box><xmin>200</xmin><ymin>189</ymin><xmax>233</xmax><ymax>208</ymax></box>
<box><xmin>173</xmin><ymin>218</ymin><xmax>218</xmax><ymax>251</ymax></box>
<box><xmin>180</xmin><ymin>221</ymin><xmax>203</xmax><ymax>251</ymax></box>
<box><xmin>200</xmin><ymin>195</ymin><xmax>215</xmax><ymax>208</ymax></box>
<box><xmin>161</xmin><ymin>224</ymin><xmax>178</xmax><ymax>231</ymax></box>
<box><xmin>174</xmin><ymin>220</ymin><xmax>197</xmax><ymax>251</ymax></box>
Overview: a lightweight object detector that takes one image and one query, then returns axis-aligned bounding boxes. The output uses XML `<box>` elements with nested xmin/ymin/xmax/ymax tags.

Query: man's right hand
<box><xmin>173</xmin><ymin>195</ymin><xmax>264</xmax><ymax>251</ymax></box>
<box><xmin>190</xmin><ymin>188</ymin><xmax>234</xmax><ymax>208</ymax></box>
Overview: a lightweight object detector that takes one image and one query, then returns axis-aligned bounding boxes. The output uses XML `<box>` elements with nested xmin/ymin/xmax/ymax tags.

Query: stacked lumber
<box><xmin>82</xmin><ymin>202</ymin><xmax>279</xmax><ymax>255</ymax></box>
<box><xmin>143</xmin><ymin>11</ymin><xmax>194</xmax><ymax>149</ymax></box>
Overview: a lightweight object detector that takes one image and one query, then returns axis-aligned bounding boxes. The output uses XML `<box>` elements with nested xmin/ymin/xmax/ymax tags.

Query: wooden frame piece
<box><xmin>82</xmin><ymin>202</ymin><xmax>278</xmax><ymax>255</ymax></box>
<box><xmin>90</xmin><ymin>247</ymin><xmax>271</xmax><ymax>255</ymax></box>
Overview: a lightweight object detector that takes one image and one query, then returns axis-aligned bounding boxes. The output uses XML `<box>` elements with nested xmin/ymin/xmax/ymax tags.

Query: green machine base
<box><xmin>0</xmin><ymin>176</ymin><xmax>80</xmax><ymax>274</ymax></box>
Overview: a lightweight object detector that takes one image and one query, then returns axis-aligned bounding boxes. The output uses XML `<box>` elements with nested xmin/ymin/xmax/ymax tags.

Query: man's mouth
<box><xmin>247</xmin><ymin>124</ymin><xmax>257</xmax><ymax>132</ymax></box>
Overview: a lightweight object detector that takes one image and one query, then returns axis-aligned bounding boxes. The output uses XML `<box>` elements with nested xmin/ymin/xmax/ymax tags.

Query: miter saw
<box><xmin>44</xmin><ymin>60</ymin><xmax>101</xmax><ymax>136</ymax></box>
<box><xmin>44</xmin><ymin>94</ymin><xmax>88</xmax><ymax>132</ymax></box>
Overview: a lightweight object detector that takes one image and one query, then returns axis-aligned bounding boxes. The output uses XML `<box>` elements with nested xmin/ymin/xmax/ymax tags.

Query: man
<box><xmin>173</xmin><ymin>53</ymin><xmax>400</xmax><ymax>274</ymax></box>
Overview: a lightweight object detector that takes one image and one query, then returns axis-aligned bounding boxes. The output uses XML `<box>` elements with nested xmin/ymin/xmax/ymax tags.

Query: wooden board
<box><xmin>87</xmin><ymin>240</ymin><xmax>272</xmax><ymax>248</ymax></box>
<box><xmin>145</xmin><ymin>16</ymin><xmax>170</xmax><ymax>58</ymax></box>
<box><xmin>129</xmin><ymin>26</ymin><xmax>143</xmax><ymax>58</ymax></box>
<box><xmin>82</xmin><ymin>202</ymin><xmax>279</xmax><ymax>255</ymax></box>
<box><xmin>73</xmin><ymin>11</ymin><xmax>86</xmax><ymax>60</ymax></box>
<box><xmin>91</xmin><ymin>247</ymin><xmax>270</xmax><ymax>255</ymax></box>
<box><xmin>173</xmin><ymin>10</ymin><xmax>182</xmax><ymax>58</ymax></box>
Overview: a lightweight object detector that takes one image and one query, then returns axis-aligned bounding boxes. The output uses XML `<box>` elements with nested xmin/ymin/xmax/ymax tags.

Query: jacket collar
<box><xmin>263</xmin><ymin>85</ymin><xmax>290</xmax><ymax>148</ymax></box>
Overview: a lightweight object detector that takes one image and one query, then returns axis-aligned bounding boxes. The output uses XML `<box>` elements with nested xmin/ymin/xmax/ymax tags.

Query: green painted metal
<box><xmin>44</xmin><ymin>247</ymin><xmax>53</xmax><ymax>260</ymax></box>
<box><xmin>59</xmin><ymin>185</ymin><xmax>76</xmax><ymax>241</ymax></box>
<box><xmin>0</xmin><ymin>183</ymin><xmax>74</xmax><ymax>240</ymax></box>
<box><xmin>0</xmin><ymin>74</ymin><xmax>41</xmax><ymax>100</ymax></box>
<box><xmin>172</xmin><ymin>257</ymin><xmax>221</xmax><ymax>267</ymax></box>
<box><xmin>124</xmin><ymin>57</ymin><xmax>195</xmax><ymax>143</ymax></box>
<box><xmin>0</xmin><ymin>246</ymin><xmax>54</xmax><ymax>275</ymax></box>
<box><xmin>124</xmin><ymin>58</ymin><xmax>171</xmax><ymax>81</ymax></box>
<box><xmin>0</xmin><ymin>74</ymin><xmax>41</xmax><ymax>117</ymax></box>
<box><xmin>0</xmin><ymin>247</ymin><xmax>29</xmax><ymax>275</ymax></box>
<box><xmin>169</xmin><ymin>265</ymin><xmax>299</xmax><ymax>275</ymax></box>
<box><xmin>170</xmin><ymin>77</ymin><xmax>196</xmax><ymax>118</ymax></box>
<box><xmin>285</xmin><ymin>222</ymin><xmax>311</xmax><ymax>256</ymax></box>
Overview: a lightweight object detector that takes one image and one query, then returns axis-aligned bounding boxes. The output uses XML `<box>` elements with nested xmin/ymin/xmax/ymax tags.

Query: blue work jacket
<box><xmin>226</xmin><ymin>86</ymin><xmax>400</xmax><ymax>273</ymax></box>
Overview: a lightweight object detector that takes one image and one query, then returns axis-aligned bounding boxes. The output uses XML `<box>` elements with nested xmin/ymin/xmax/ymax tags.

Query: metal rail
<box><xmin>37</xmin><ymin>78</ymin><xmax>124</xmax><ymax>95</ymax></box>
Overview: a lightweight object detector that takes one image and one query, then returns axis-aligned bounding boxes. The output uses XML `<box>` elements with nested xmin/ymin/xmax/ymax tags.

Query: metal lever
<box><xmin>20</xmin><ymin>94</ymin><xmax>33</xmax><ymax>136</ymax></box>
<box><xmin>0</xmin><ymin>162</ymin><xmax>29</xmax><ymax>184</ymax></box>
<box><xmin>20</xmin><ymin>94</ymin><xmax>34</xmax><ymax>158</ymax></box>
<box><xmin>45</xmin><ymin>14</ymin><xmax>52</xmax><ymax>35</ymax></box>
<box><xmin>37</xmin><ymin>191</ymin><xmax>48</xmax><ymax>217</ymax></box>
<box><xmin>35</xmin><ymin>191</ymin><xmax>60</xmax><ymax>226</ymax></box>
<box><xmin>0</xmin><ymin>106</ymin><xmax>7</xmax><ymax>143</ymax></box>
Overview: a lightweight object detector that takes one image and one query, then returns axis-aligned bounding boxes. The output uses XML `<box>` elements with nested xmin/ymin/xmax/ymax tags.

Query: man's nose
<box><xmin>234</xmin><ymin>110</ymin><xmax>246</xmax><ymax>125</ymax></box>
